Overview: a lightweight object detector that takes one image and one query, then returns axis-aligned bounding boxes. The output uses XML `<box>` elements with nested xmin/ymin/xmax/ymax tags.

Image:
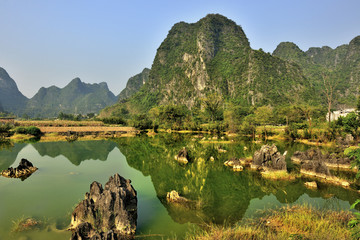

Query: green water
<box><xmin>0</xmin><ymin>134</ymin><xmax>359</xmax><ymax>240</ymax></box>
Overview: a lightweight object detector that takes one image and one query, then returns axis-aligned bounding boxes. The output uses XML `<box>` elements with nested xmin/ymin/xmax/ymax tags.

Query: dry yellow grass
<box><xmin>16</xmin><ymin>120</ymin><xmax>106</xmax><ymax>127</ymax></box>
<box><xmin>38</xmin><ymin>126</ymin><xmax>136</xmax><ymax>133</ymax></box>
<box><xmin>186</xmin><ymin>205</ymin><xmax>353</xmax><ymax>240</ymax></box>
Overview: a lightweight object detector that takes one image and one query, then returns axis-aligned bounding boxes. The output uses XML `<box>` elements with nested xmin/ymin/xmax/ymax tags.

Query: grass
<box><xmin>16</xmin><ymin>120</ymin><xmax>105</xmax><ymax>127</ymax></box>
<box><xmin>11</xmin><ymin>216</ymin><xmax>43</xmax><ymax>232</ymax></box>
<box><xmin>260</xmin><ymin>170</ymin><xmax>297</xmax><ymax>181</ymax></box>
<box><xmin>186</xmin><ymin>205</ymin><xmax>354</xmax><ymax>240</ymax></box>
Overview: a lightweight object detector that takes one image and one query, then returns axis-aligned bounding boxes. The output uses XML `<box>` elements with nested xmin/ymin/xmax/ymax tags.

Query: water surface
<box><xmin>0</xmin><ymin>135</ymin><xmax>358</xmax><ymax>239</ymax></box>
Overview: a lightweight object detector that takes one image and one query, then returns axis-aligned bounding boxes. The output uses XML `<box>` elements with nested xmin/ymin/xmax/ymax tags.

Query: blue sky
<box><xmin>0</xmin><ymin>0</ymin><xmax>359</xmax><ymax>98</ymax></box>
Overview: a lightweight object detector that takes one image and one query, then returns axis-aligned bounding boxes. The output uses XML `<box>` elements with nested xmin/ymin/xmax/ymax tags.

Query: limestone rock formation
<box><xmin>304</xmin><ymin>181</ymin><xmax>318</xmax><ymax>189</ymax></box>
<box><xmin>70</xmin><ymin>173</ymin><xmax>137</xmax><ymax>240</ymax></box>
<box><xmin>252</xmin><ymin>145</ymin><xmax>286</xmax><ymax>170</ymax></box>
<box><xmin>166</xmin><ymin>190</ymin><xmax>190</xmax><ymax>203</ymax></box>
<box><xmin>292</xmin><ymin>148</ymin><xmax>351</xmax><ymax>169</ymax></box>
<box><xmin>224</xmin><ymin>158</ymin><xmax>244</xmax><ymax>171</ymax></box>
<box><xmin>175</xmin><ymin>147</ymin><xmax>190</xmax><ymax>164</ymax></box>
<box><xmin>0</xmin><ymin>158</ymin><xmax>38</xmax><ymax>180</ymax></box>
<box><xmin>300</xmin><ymin>159</ymin><xmax>331</xmax><ymax>176</ymax></box>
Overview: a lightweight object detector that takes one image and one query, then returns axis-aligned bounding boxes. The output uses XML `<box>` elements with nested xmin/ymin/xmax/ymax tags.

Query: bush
<box><xmin>13</xmin><ymin>126</ymin><xmax>42</xmax><ymax>137</ymax></box>
<box><xmin>284</xmin><ymin>124</ymin><xmax>299</xmax><ymax>140</ymax></box>
<box><xmin>100</xmin><ymin>117</ymin><xmax>126</xmax><ymax>125</ymax></box>
<box><xmin>130</xmin><ymin>114</ymin><xmax>153</xmax><ymax>130</ymax></box>
<box><xmin>0</xmin><ymin>123</ymin><xmax>13</xmax><ymax>138</ymax></box>
<box><xmin>26</xmin><ymin>126</ymin><xmax>42</xmax><ymax>137</ymax></box>
<box><xmin>14</xmin><ymin>127</ymin><xmax>27</xmax><ymax>134</ymax></box>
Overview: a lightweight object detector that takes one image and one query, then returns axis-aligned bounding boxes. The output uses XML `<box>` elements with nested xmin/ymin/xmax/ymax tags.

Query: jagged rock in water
<box><xmin>175</xmin><ymin>147</ymin><xmax>189</xmax><ymax>164</ymax></box>
<box><xmin>301</xmin><ymin>159</ymin><xmax>331</xmax><ymax>176</ymax></box>
<box><xmin>252</xmin><ymin>145</ymin><xmax>286</xmax><ymax>170</ymax></box>
<box><xmin>304</xmin><ymin>181</ymin><xmax>318</xmax><ymax>189</ymax></box>
<box><xmin>292</xmin><ymin>148</ymin><xmax>351</xmax><ymax>166</ymax></box>
<box><xmin>70</xmin><ymin>173</ymin><xmax>137</xmax><ymax>240</ymax></box>
<box><xmin>166</xmin><ymin>190</ymin><xmax>190</xmax><ymax>203</ymax></box>
<box><xmin>166</xmin><ymin>190</ymin><xmax>198</xmax><ymax>211</ymax></box>
<box><xmin>0</xmin><ymin>158</ymin><xmax>38</xmax><ymax>180</ymax></box>
<box><xmin>292</xmin><ymin>148</ymin><xmax>323</xmax><ymax>162</ymax></box>
<box><xmin>224</xmin><ymin>158</ymin><xmax>244</xmax><ymax>171</ymax></box>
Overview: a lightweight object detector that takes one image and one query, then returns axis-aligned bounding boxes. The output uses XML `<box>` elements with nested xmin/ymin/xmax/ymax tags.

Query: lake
<box><xmin>0</xmin><ymin>134</ymin><xmax>359</xmax><ymax>239</ymax></box>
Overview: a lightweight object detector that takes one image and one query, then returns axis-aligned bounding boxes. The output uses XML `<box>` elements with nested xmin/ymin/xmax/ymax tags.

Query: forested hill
<box><xmin>101</xmin><ymin>14</ymin><xmax>313</xmax><ymax>116</ymax></box>
<box><xmin>25</xmin><ymin>78</ymin><xmax>117</xmax><ymax>118</ymax></box>
<box><xmin>273</xmin><ymin>36</ymin><xmax>360</xmax><ymax>106</ymax></box>
<box><xmin>0</xmin><ymin>67</ymin><xmax>118</xmax><ymax>118</ymax></box>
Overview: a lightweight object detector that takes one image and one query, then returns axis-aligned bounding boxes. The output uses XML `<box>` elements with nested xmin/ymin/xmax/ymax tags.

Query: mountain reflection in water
<box><xmin>0</xmin><ymin>135</ymin><xmax>358</xmax><ymax>240</ymax></box>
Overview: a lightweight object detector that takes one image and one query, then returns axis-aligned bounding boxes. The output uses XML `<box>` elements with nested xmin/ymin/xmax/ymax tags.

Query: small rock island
<box><xmin>69</xmin><ymin>173</ymin><xmax>137</xmax><ymax>240</ymax></box>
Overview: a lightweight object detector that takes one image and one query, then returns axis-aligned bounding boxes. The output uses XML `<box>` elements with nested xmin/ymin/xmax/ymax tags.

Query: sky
<box><xmin>0</xmin><ymin>0</ymin><xmax>359</xmax><ymax>98</ymax></box>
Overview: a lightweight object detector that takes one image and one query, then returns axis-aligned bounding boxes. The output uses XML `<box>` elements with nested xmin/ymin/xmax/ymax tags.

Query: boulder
<box><xmin>304</xmin><ymin>181</ymin><xmax>317</xmax><ymax>189</ymax></box>
<box><xmin>166</xmin><ymin>190</ymin><xmax>189</xmax><ymax>203</ymax></box>
<box><xmin>252</xmin><ymin>145</ymin><xmax>286</xmax><ymax>171</ymax></box>
<box><xmin>175</xmin><ymin>147</ymin><xmax>190</xmax><ymax>164</ymax></box>
<box><xmin>224</xmin><ymin>158</ymin><xmax>244</xmax><ymax>171</ymax></box>
<box><xmin>0</xmin><ymin>158</ymin><xmax>38</xmax><ymax>180</ymax></box>
<box><xmin>70</xmin><ymin>174</ymin><xmax>137</xmax><ymax>240</ymax></box>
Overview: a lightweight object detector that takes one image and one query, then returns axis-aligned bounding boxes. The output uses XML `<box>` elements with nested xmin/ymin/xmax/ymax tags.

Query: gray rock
<box><xmin>0</xmin><ymin>158</ymin><xmax>38</xmax><ymax>180</ymax></box>
<box><xmin>301</xmin><ymin>159</ymin><xmax>331</xmax><ymax>176</ymax></box>
<box><xmin>70</xmin><ymin>174</ymin><xmax>137</xmax><ymax>240</ymax></box>
<box><xmin>252</xmin><ymin>144</ymin><xmax>286</xmax><ymax>170</ymax></box>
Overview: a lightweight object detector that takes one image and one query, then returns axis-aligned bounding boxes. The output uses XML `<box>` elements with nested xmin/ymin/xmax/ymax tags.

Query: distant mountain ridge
<box><xmin>25</xmin><ymin>77</ymin><xmax>117</xmax><ymax>117</ymax></box>
<box><xmin>0</xmin><ymin>67</ymin><xmax>118</xmax><ymax>117</ymax></box>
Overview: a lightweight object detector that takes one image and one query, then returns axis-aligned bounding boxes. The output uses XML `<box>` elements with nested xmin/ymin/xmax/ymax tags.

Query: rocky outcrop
<box><xmin>252</xmin><ymin>145</ymin><xmax>286</xmax><ymax>170</ymax></box>
<box><xmin>301</xmin><ymin>160</ymin><xmax>331</xmax><ymax>176</ymax></box>
<box><xmin>292</xmin><ymin>149</ymin><xmax>351</xmax><ymax>187</ymax></box>
<box><xmin>0</xmin><ymin>158</ymin><xmax>38</xmax><ymax>180</ymax></box>
<box><xmin>304</xmin><ymin>181</ymin><xmax>317</xmax><ymax>189</ymax></box>
<box><xmin>70</xmin><ymin>174</ymin><xmax>137</xmax><ymax>240</ymax></box>
<box><xmin>175</xmin><ymin>147</ymin><xmax>190</xmax><ymax>164</ymax></box>
<box><xmin>224</xmin><ymin>158</ymin><xmax>244</xmax><ymax>171</ymax></box>
<box><xmin>292</xmin><ymin>148</ymin><xmax>352</xmax><ymax>169</ymax></box>
<box><xmin>167</xmin><ymin>190</ymin><xmax>190</xmax><ymax>203</ymax></box>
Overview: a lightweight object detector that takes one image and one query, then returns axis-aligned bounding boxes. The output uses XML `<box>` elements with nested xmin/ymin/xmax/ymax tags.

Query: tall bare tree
<box><xmin>322</xmin><ymin>73</ymin><xmax>336</xmax><ymax>124</ymax></box>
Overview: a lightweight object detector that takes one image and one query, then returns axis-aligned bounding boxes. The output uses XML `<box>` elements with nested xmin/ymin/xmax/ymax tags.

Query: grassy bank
<box><xmin>186</xmin><ymin>205</ymin><xmax>354</xmax><ymax>240</ymax></box>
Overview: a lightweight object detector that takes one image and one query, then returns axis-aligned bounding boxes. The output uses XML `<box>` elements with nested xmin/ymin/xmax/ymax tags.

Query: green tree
<box><xmin>322</xmin><ymin>73</ymin><xmax>337</xmax><ymax>124</ymax></box>
<box><xmin>224</xmin><ymin>105</ymin><xmax>250</xmax><ymax>132</ymax></box>
<box><xmin>254</xmin><ymin>106</ymin><xmax>273</xmax><ymax>139</ymax></box>
<box><xmin>203</xmin><ymin>93</ymin><xmax>223</xmax><ymax>122</ymax></box>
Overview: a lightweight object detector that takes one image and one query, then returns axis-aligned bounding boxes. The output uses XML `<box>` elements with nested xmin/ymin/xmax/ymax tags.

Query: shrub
<box><xmin>14</xmin><ymin>127</ymin><xmax>27</xmax><ymax>134</ymax></box>
<box><xmin>284</xmin><ymin>124</ymin><xmax>299</xmax><ymax>140</ymax></box>
<box><xmin>130</xmin><ymin>114</ymin><xmax>153</xmax><ymax>130</ymax></box>
<box><xmin>26</xmin><ymin>126</ymin><xmax>42</xmax><ymax>137</ymax></box>
<box><xmin>13</xmin><ymin>126</ymin><xmax>42</xmax><ymax>137</ymax></box>
<box><xmin>100</xmin><ymin>117</ymin><xmax>126</xmax><ymax>125</ymax></box>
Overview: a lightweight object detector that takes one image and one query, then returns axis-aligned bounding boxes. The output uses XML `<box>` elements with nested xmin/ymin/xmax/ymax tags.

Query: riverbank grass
<box><xmin>186</xmin><ymin>205</ymin><xmax>353</xmax><ymax>240</ymax></box>
<box><xmin>260</xmin><ymin>170</ymin><xmax>297</xmax><ymax>180</ymax></box>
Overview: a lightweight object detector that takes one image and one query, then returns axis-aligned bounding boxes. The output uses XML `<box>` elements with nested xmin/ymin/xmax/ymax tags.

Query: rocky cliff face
<box><xmin>0</xmin><ymin>67</ymin><xmax>28</xmax><ymax>114</ymax></box>
<box><xmin>104</xmin><ymin>14</ymin><xmax>311</xmax><ymax>115</ymax></box>
<box><xmin>118</xmin><ymin>68</ymin><xmax>150</xmax><ymax>101</ymax></box>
